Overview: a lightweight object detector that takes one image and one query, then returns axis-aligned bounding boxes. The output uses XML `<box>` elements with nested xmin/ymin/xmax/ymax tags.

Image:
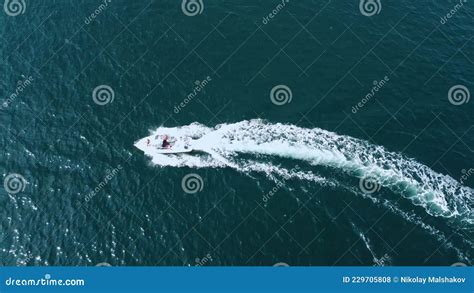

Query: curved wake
<box><xmin>135</xmin><ymin>119</ymin><xmax>474</xmax><ymax>228</ymax></box>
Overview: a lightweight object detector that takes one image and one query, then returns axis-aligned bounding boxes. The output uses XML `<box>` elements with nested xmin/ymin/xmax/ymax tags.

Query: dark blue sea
<box><xmin>1</xmin><ymin>0</ymin><xmax>473</xmax><ymax>266</ymax></box>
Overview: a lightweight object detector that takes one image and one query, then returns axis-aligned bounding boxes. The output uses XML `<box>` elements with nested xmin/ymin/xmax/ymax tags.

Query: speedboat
<box><xmin>134</xmin><ymin>134</ymin><xmax>193</xmax><ymax>154</ymax></box>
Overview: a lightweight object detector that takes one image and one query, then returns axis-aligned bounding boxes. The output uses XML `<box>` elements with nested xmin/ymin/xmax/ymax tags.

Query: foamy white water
<box><xmin>135</xmin><ymin>119</ymin><xmax>474</xmax><ymax>227</ymax></box>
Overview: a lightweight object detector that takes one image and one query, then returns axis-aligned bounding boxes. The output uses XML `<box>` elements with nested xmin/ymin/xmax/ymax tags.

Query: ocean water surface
<box><xmin>0</xmin><ymin>0</ymin><xmax>473</xmax><ymax>266</ymax></box>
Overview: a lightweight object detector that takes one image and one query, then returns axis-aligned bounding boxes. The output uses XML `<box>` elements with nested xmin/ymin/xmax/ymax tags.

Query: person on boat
<box><xmin>162</xmin><ymin>135</ymin><xmax>171</xmax><ymax>148</ymax></box>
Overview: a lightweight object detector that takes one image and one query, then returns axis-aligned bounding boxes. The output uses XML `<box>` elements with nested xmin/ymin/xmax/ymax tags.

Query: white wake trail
<box><xmin>135</xmin><ymin>119</ymin><xmax>474</xmax><ymax>227</ymax></box>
